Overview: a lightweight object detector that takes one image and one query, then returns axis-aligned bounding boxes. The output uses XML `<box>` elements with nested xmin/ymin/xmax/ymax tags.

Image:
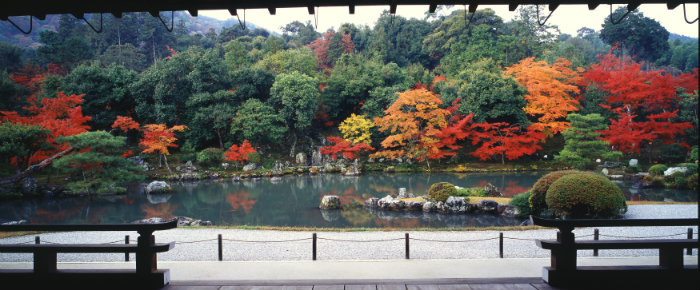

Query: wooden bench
<box><xmin>0</xmin><ymin>220</ymin><xmax>176</xmax><ymax>290</ymax></box>
<box><xmin>531</xmin><ymin>216</ymin><xmax>699</xmax><ymax>289</ymax></box>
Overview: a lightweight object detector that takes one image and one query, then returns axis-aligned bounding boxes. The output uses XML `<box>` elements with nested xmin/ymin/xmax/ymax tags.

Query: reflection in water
<box><xmin>1</xmin><ymin>172</ymin><xmax>695</xmax><ymax>226</ymax></box>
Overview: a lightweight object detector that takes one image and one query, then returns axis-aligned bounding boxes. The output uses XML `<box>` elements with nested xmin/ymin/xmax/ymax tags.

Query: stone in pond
<box><xmin>319</xmin><ymin>195</ymin><xmax>341</xmax><ymax>210</ymax></box>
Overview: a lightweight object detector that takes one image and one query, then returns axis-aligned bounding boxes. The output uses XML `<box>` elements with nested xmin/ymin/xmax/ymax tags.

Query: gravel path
<box><xmin>1</xmin><ymin>204</ymin><xmax>697</xmax><ymax>262</ymax></box>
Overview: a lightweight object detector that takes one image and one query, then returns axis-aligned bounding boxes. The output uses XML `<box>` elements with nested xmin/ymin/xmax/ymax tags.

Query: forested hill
<box><xmin>0</xmin><ymin>7</ymin><xmax>697</xmax><ymax>177</ymax></box>
<box><xmin>0</xmin><ymin>12</ymin><xmax>261</xmax><ymax>49</ymax></box>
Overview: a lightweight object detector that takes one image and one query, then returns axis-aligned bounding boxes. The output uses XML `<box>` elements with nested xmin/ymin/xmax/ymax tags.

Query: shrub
<box><xmin>625</xmin><ymin>165</ymin><xmax>641</xmax><ymax>173</ymax></box>
<box><xmin>454</xmin><ymin>187</ymin><xmax>487</xmax><ymax>197</ymax></box>
<box><xmin>676</xmin><ymin>163</ymin><xmax>698</xmax><ymax>176</ymax></box>
<box><xmin>648</xmin><ymin>164</ymin><xmax>668</xmax><ymax>177</ymax></box>
<box><xmin>672</xmin><ymin>172</ymin><xmax>688</xmax><ymax>189</ymax></box>
<box><xmin>510</xmin><ymin>191</ymin><xmax>532</xmax><ymax>218</ymax></box>
<box><xmin>196</xmin><ymin>148</ymin><xmax>224</xmax><ymax>167</ymax></box>
<box><xmin>428</xmin><ymin>182</ymin><xmax>456</xmax><ymax>202</ymax></box>
<box><xmin>545</xmin><ymin>172</ymin><xmax>627</xmax><ymax>218</ymax></box>
<box><xmin>661</xmin><ymin>144</ymin><xmax>685</xmax><ymax>163</ymax></box>
<box><xmin>689</xmin><ymin>145</ymin><xmax>698</xmax><ymax>163</ymax></box>
<box><xmin>688</xmin><ymin>174</ymin><xmax>698</xmax><ymax>191</ymax></box>
<box><xmin>528</xmin><ymin>170</ymin><xmax>580</xmax><ymax>215</ymax></box>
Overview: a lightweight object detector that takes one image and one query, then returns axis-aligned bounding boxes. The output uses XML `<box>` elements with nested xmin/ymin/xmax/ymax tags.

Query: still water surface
<box><xmin>1</xmin><ymin>172</ymin><xmax>695</xmax><ymax>227</ymax></box>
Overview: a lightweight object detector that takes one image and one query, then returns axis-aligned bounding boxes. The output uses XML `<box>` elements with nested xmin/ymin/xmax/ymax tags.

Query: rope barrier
<box><xmin>502</xmin><ymin>237</ymin><xmax>538</xmax><ymax>241</ymax></box>
<box><xmin>175</xmin><ymin>238</ymin><xmax>218</xmax><ymax>245</ymax></box>
<box><xmin>317</xmin><ymin>237</ymin><xmax>403</xmax><ymax>243</ymax></box>
<box><xmin>223</xmin><ymin>237</ymin><xmax>312</xmax><ymax>243</ymax></box>
<box><xmin>599</xmin><ymin>233</ymin><xmax>688</xmax><ymax>239</ymax></box>
<box><xmin>410</xmin><ymin>237</ymin><xmax>498</xmax><ymax>243</ymax></box>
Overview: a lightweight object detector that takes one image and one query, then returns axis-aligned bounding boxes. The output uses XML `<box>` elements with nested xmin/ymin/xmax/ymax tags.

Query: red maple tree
<box><xmin>224</xmin><ymin>140</ymin><xmax>257</xmax><ymax>165</ymax></box>
<box><xmin>320</xmin><ymin>136</ymin><xmax>374</xmax><ymax>160</ymax></box>
<box><xmin>468</xmin><ymin>123</ymin><xmax>545</xmax><ymax>164</ymax></box>
<box><xmin>111</xmin><ymin>116</ymin><xmax>140</xmax><ymax>132</ymax></box>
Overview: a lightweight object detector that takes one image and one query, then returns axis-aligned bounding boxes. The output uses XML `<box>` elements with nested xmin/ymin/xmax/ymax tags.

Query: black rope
<box><xmin>156</xmin><ymin>11</ymin><xmax>174</xmax><ymax>32</ymax></box>
<box><xmin>79</xmin><ymin>13</ymin><xmax>103</xmax><ymax>33</ymax></box>
<box><xmin>410</xmin><ymin>237</ymin><xmax>498</xmax><ymax>243</ymax></box>
<box><xmin>237</xmin><ymin>9</ymin><xmax>246</xmax><ymax>30</ymax></box>
<box><xmin>223</xmin><ymin>237</ymin><xmax>312</xmax><ymax>243</ymax></box>
<box><xmin>535</xmin><ymin>5</ymin><xmax>555</xmax><ymax>26</ymax></box>
<box><xmin>5</xmin><ymin>16</ymin><xmax>33</xmax><ymax>34</ymax></box>
<box><xmin>599</xmin><ymin>233</ymin><xmax>688</xmax><ymax>239</ymax></box>
<box><xmin>318</xmin><ymin>237</ymin><xmax>403</xmax><ymax>243</ymax></box>
<box><xmin>610</xmin><ymin>4</ymin><xmax>633</xmax><ymax>25</ymax></box>
<box><xmin>683</xmin><ymin>3</ymin><xmax>698</xmax><ymax>24</ymax></box>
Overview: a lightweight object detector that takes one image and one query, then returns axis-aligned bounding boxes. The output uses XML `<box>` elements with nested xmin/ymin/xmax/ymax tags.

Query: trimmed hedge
<box><xmin>528</xmin><ymin>170</ymin><xmax>580</xmax><ymax>215</ymax></box>
<box><xmin>510</xmin><ymin>191</ymin><xmax>532</xmax><ymax>218</ymax></box>
<box><xmin>428</xmin><ymin>182</ymin><xmax>456</xmax><ymax>202</ymax></box>
<box><xmin>197</xmin><ymin>147</ymin><xmax>224</xmax><ymax>166</ymax></box>
<box><xmin>545</xmin><ymin>172</ymin><xmax>627</xmax><ymax>218</ymax></box>
<box><xmin>648</xmin><ymin>164</ymin><xmax>668</xmax><ymax>177</ymax></box>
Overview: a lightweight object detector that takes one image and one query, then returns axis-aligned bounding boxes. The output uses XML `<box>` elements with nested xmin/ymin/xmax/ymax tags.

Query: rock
<box><xmin>311</xmin><ymin>150</ymin><xmax>323</xmax><ymax>166</ymax></box>
<box><xmin>601</xmin><ymin>168</ymin><xmax>609</xmax><ymax>176</ymax></box>
<box><xmin>192</xmin><ymin>220</ymin><xmax>213</xmax><ymax>226</ymax></box>
<box><xmin>270</xmin><ymin>176</ymin><xmax>282</xmax><ymax>183</ymax></box>
<box><xmin>629</xmin><ymin>159</ymin><xmax>638</xmax><ymax>167</ymax></box>
<box><xmin>319</xmin><ymin>195</ymin><xmax>341</xmax><ymax>210</ymax></box>
<box><xmin>132</xmin><ymin>217</ymin><xmax>166</xmax><ymax>224</ymax></box>
<box><xmin>498</xmin><ymin>204</ymin><xmax>516</xmax><ymax>217</ymax></box>
<box><xmin>221</xmin><ymin>163</ymin><xmax>229</xmax><ymax>170</ymax></box>
<box><xmin>476</xmin><ymin>200</ymin><xmax>498</xmax><ymax>213</ymax></box>
<box><xmin>405</xmin><ymin>200</ymin><xmax>424</xmax><ymax>211</ymax></box>
<box><xmin>364</xmin><ymin>197</ymin><xmax>379</xmax><ymax>208</ymax></box>
<box><xmin>395</xmin><ymin>158</ymin><xmax>402</xmax><ymax>163</ymax></box>
<box><xmin>378</xmin><ymin>195</ymin><xmax>394</xmax><ymax>209</ymax></box>
<box><xmin>182</xmin><ymin>161</ymin><xmax>197</xmax><ymax>172</ymax></box>
<box><xmin>664</xmin><ymin>167</ymin><xmax>687</xmax><ymax>176</ymax></box>
<box><xmin>445</xmin><ymin>196</ymin><xmax>468</xmax><ymax>213</ymax></box>
<box><xmin>389</xmin><ymin>200</ymin><xmax>406</xmax><ymax>211</ymax></box>
<box><xmin>295</xmin><ymin>152</ymin><xmax>306</xmax><ymax>165</ymax></box>
<box><xmin>344</xmin><ymin>163</ymin><xmax>360</xmax><ymax>176</ymax></box>
<box><xmin>483</xmin><ymin>183</ymin><xmax>503</xmax><ymax>197</ymax></box>
<box><xmin>609</xmin><ymin>175</ymin><xmax>623</xmax><ymax>179</ymax></box>
<box><xmin>596</xmin><ymin>159</ymin><xmax>601</xmax><ymax>163</ymax></box>
<box><xmin>422</xmin><ymin>201</ymin><xmax>435</xmax><ymax>212</ymax></box>
<box><xmin>145</xmin><ymin>181</ymin><xmax>171</xmax><ymax>194</ymax></box>
<box><xmin>398</xmin><ymin>188</ymin><xmax>408</xmax><ymax>198</ymax></box>
<box><xmin>242</xmin><ymin>163</ymin><xmax>258</xmax><ymax>172</ymax></box>
<box><xmin>367</xmin><ymin>158</ymin><xmax>374</xmax><ymax>163</ymax></box>
<box><xmin>20</xmin><ymin>176</ymin><xmax>38</xmax><ymax>195</ymax></box>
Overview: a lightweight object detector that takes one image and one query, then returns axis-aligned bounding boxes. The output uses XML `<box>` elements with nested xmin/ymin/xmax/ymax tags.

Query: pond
<box><xmin>1</xmin><ymin>172</ymin><xmax>696</xmax><ymax>227</ymax></box>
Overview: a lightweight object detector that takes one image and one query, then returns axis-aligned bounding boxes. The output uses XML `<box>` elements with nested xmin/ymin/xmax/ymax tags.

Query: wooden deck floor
<box><xmin>161</xmin><ymin>278</ymin><xmax>561</xmax><ymax>290</ymax></box>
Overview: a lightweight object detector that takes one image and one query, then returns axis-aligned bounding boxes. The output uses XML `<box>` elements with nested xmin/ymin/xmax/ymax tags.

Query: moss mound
<box><xmin>648</xmin><ymin>164</ymin><xmax>668</xmax><ymax>177</ymax></box>
<box><xmin>545</xmin><ymin>172</ymin><xmax>627</xmax><ymax>218</ymax></box>
<box><xmin>428</xmin><ymin>182</ymin><xmax>456</xmax><ymax>202</ymax></box>
<box><xmin>528</xmin><ymin>170</ymin><xmax>579</xmax><ymax>215</ymax></box>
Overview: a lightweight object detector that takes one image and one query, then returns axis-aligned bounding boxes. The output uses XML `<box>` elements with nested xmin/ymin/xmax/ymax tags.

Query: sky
<box><xmin>200</xmin><ymin>4</ymin><xmax>699</xmax><ymax>38</ymax></box>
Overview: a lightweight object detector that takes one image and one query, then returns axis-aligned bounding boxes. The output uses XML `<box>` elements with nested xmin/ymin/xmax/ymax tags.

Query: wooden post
<box><xmin>687</xmin><ymin>228</ymin><xmax>693</xmax><ymax>255</ymax></box>
<box><xmin>35</xmin><ymin>236</ymin><xmax>40</xmax><ymax>244</ymax></box>
<box><xmin>135</xmin><ymin>231</ymin><xmax>156</xmax><ymax>275</ymax></box>
<box><xmin>405</xmin><ymin>233</ymin><xmax>410</xmax><ymax>259</ymax></box>
<box><xmin>499</xmin><ymin>232</ymin><xmax>503</xmax><ymax>258</ymax></box>
<box><xmin>218</xmin><ymin>234</ymin><xmax>223</xmax><ymax>261</ymax></box>
<box><xmin>593</xmin><ymin>229</ymin><xmax>599</xmax><ymax>257</ymax></box>
<box><xmin>553</xmin><ymin>227</ymin><xmax>577</xmax><ymax>271</ymax></box>
<box><xmin>125</xmin><ymin>235</ymin><xmax>130</xmax><ymax>261</ymax></box>
<box><xmin>312</xmin><ymin>233</ymin><xmax>317</xmax><ymax>261</ymax></box>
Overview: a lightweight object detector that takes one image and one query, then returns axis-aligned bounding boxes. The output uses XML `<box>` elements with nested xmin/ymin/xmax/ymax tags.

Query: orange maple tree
<box><xmin>320</xmin><ymin>136</ymin><xmax>374</xmax><ymax>160</ymax></box>
<box><xmin>371</xmin><ymin>88</ymin><xmax>451</xmax><ymax>169</ymax></box>
<box><xmin>224</xmin><ymin>140</ymin><xmax>257</xmax><ymax>166</ymax></box>
<box><xmin>504</xmin><ymin>57</ymin><xmax>583</xmax><ymax>136</ymax></box>
<box><xmin>111</xmin><ymin>116</ymin><xmax>140</xmax><ymax>132</ymax></box>
<box><xmin>139</xmin><ymin>124</ymin><xmax>188</xmax><ymax>174</ymax></box>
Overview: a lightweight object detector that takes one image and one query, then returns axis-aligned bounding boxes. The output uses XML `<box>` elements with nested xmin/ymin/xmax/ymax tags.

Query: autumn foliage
<box><xmin>320</xmin><ymin>136</ymin><xmax>375</xmax><ymax>160</ymax></box>
<box><xmin>111</xmin><ymin>116</ymin><xmax>140</xmax><ymax>132</ymax></box>
<box><xmin>139</xmin><ymin>124</ymin><xmax>188</xmax><ymax>156</ymax></box>
<box><xmin>504</xmin><ymin>57</ymin><xmax>583</xmax><ymax>136</ymax></box>
<box><xmin>224</xmin><ymin>140</ymin><xmax>257</xmax><ymax>164</ymax></box>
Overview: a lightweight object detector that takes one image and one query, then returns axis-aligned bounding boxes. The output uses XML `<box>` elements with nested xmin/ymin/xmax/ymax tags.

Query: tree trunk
<box><xmin>0</xmin><ymin>147</ymin><xmax>75</xmax><ymax>186</ymax></box>
<box><xmin>217</xmin><ymin>128</ymin><xmax>224</xmax><ymax>150</ymax></box>
<box><xmin>152</xmin><ymin>37</ymin><xmax>156</xmax><ymax>65</ymax></box>
<box><xmin>501</xmin><ymin>153</ymin><xmax>505</xmax><ymax>165</ymax></box>
<box><xmin>289</xmin><ymin>133</ymin><xmax>297</xmax><ymax>158</ymax></box>
<box><xmin>163</xmin><ymin>154</ymin><xmax>173</xmax><ymax>175</ymax></box>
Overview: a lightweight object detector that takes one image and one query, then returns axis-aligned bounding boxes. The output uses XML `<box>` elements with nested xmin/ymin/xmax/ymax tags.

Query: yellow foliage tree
<box><xmin>339</xmin><ymin>114</ymin><xmax>374</xmax><ymax>145</ymax></box>
<box><xmin>504</xmin><ymin>57</ymin><xmax>583</xmax><ymax>136</ymax></box>
<box><xmin>371</xmin><ymin>89</ymin><xmax>450</xmax><ymax>169</ymax></box>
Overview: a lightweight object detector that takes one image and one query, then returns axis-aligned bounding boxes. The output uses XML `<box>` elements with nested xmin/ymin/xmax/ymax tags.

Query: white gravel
<box><xmin>1</xmin><ymin>204</ymin><xmax>697</xmax><ymax>262</ymax></box>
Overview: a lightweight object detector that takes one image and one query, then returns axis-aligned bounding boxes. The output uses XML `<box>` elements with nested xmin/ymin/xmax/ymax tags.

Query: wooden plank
<box><xmin>468</xmin><ymin>284</ymin><xmax>536</xmax><ymax>290</ymax></box>
<box><xmin>346</xmin><ymin>285</ymin><xmax>377</xmax><ymax>290</ymax></box>
<box><xmin>531</xmin><ymin>216</ymin><xmax>698</xmax><ymax>228</ymax></box>
<box><xmin>0</xmin><ymin>242</ymin><xmax>173</xmax><ymax>253</ymax></box>
<box><xmin>438</xmin><ymin>285</ymin><xmax>473</xmax><ymax>290</ymax></box>
<box><xmin>378</xmin><ymin>285</ymin><xmax>406</xmax><ymax>290</ymax></box>
<box><xmin>164</xmin><ymin>286</ymin><xmax>221</xmax><ymax>290</ymax></box>
<box><xmin>407</xmin><ymin>285</ymin><xmax>440</xmax><ymax>290</ymax></box>
<box><xmin>221</xmin><ymin>287</ymin><xmax>313</xmax><ymax>290</ymax></box>
<box><xmin>313</xmin><ymin>285</ymin><xmax>345</xmax><ymax>290</ymax></box>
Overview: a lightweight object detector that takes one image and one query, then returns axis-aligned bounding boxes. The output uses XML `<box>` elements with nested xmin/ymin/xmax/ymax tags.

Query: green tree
<box><xmin>269</xmin><ymin>72</ymin><xmax>319</xmax><ymax>155</ymax></box>
<box><xmin>499</xmin><ymin>6</ymin><xmax>558</xmax><ymax>66</ymax></box>
<box><xmin>52</xmin><ymin>131</ymin><xmax>144</xmax><ymax>194</ymax></box>
<box><xmin>186</xmin><ymin>90</ymin><xmax>237</xmax><ymax>149</ymax></box>
<box><xmin>59</xmin><ymin>62</ymin><xmax>139</xmax><ymax>130</ymax></box>
<box><xmin>369</xmin><ymin>12</ymin><xmax>433</xmax><ymax>67</ymax></box>
<box><xmin>600</xmin><ymin>7</ymin><xmax>669</xmax><ymax>63</ymax></box>
<box><xmin>0</xmin><ymin>71</ymin><xmax>28</xmax><ymax>112</ymax></box>
<box><xmin>435</xmin><ymin>59</ymin><xmax>528</xmax><ymax>125</ymax></box>
<box><xmin>282</xmin><ymin>21</ymin><xmax>320</xmax><ymax>47</ymax></box>
<box><xmin>253</xmin><ymin>47</ymin><xmax>317</xmax><ymax>76</ymax></box>
<box><xmin>0</xmin><ymin>122</ymin><xmax>50</xmax><ymax>174</ymax></box>
<box><xmin>99</xmin><ymin>43</ymin><xmax>148</xmax><ymax>71</ymax></box>
<box><xmin>231</xmin><ymin>99</ymin><xmax>288</xmax><ymax>147</ymax></box>
<box><xmin>0</xmin><ymin>42</ymin><xmax>23</xmax><ymax>72</ymax></box>
<box><xmin>555</xmin><ymin>113</ymin><xmax>622</xmax><ymax>169</ymax></box>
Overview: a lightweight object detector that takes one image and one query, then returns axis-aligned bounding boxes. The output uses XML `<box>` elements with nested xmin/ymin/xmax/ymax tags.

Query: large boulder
<box><xmin>422</xmin><ymin>201</ymin><xmax>436</xmax><ymax>212</ymax></box>
<box><xmin>476</xmin><ymin>199</ymin><xmax>499</xmax><ymax>213</ymax></box>
<box><xmin>398</xmin><ymin>188</ymin><xmax>408</xmax><ymax>198</ymax></box>
<box><xmin>378</xmin><ymin>195</ymin><xmax>394</xmax><ymax>209</ymax></box>
<box><xmin>181</xmin><ymin>161</ymin><xmax>197</xmax><ymax>172</ymax></box>
<box><xmin>242</xmin><ymin>163</ymin><xmax>258</xmax><ymax>172</ymax></box>
<box><xmin>497</xmin><ymin>204</ymin><xmax>516</xmax><ymax>217</ymax></box>
<box><xmin>21</xmin><ymin>176</ymin><xmax>38</xmax><ymax>195</ymax></box>
<box><xmin>444</xmin><ymin>196</ymin><xmax>468</xmax><ymax>213</ymax></box>
<box><xmin>664</xmin><ymin>167</ymin><xmax>687</xmax><ymax>176</ymax></box>
<box><xmin>483</xmin><ymin>183</ymin><xmax>503</xmax><ymax>197</ymax></box>
<box><xmin>295</xmin><ymin>152</ymin><xmax>306</xmax><ymax>165</ymax></box>
<box><xmin>405</xmin><ymin>200</ymin><xmax>424</xmax><ymax>211</ymax></box>
<box><xmin>311</xmin><ymin>150</ymin><xmax>323</xmax><ymax>166</ymax></box>
<box><xmin>364</xmin><ymin>197</ymin><xmax>379</xmax><ymax>208</ymax></box>
<box><xmin>145</xmin><ymin>181</ymin><xmax>171</xmax><ymax>194</ymax></box>
<box><xmin>319</xmin><ymin>195</ymin><xmax>341</xmax><ymax>210</ymax></box>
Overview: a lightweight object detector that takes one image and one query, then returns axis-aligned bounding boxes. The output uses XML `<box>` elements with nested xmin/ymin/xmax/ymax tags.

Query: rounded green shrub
<box><xmin>676</xmin><ymin>163</ymin><xmax>698</xmax><ymax>176</ymax></box>
<box><xmin>545</xmin><ymin>172</ymin><xmax>627</xmax><ymax>218</ymax></box>
<box><xmin>528</xmin><ymin>170</ymin><xmax>580</xmax><ymax>215</ymax></box>
<box><xmin>625</xmin><ymin>165</ymin><xmax>641</xmax><ymax>173</ymax></box>
<box><xmin>672</xmin><ymin>172</ymin><xmax>688</xmax><ymax>189</ymax></box>
<box><xmin>510</xmin><ymin>191</ymin><xmax>532</xmax><ymax>218</ymax></box>
<box><xmin>428</xmin><ymin>182</ymin><xmax>456</xmax><ymax>202</ymax></box>
<box><xmin>197</xmin><ymin>148</ymin><xmax>224</xmax><ymax>167</ymax></box>
<box><xmin>688</xmin><ymin>173</ymin><xmax>698</xmax><ymax>191</ymax></box>
<box><xmin>648</xmin><ymin>164</ymin><xmax>668</xmax><ymax>177</ymax></box>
